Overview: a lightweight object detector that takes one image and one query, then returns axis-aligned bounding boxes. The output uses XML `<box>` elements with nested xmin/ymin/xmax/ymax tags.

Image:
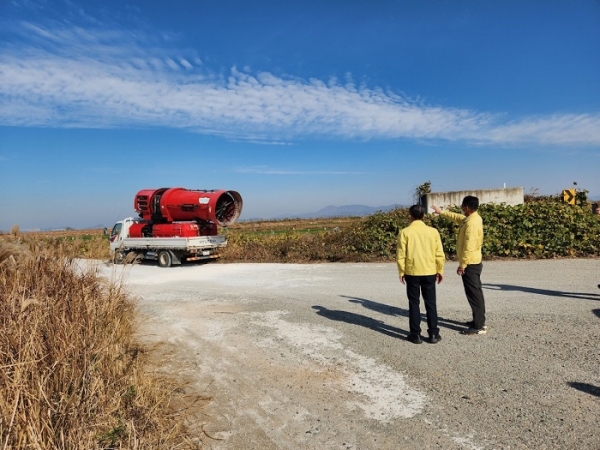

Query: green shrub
<box><xmin>327</xmin><ymin>199</ymin><xmax>600</xmax><ymax>262</ymax></box>
<box><xmin>428</xmin><ymin>201</ymin><xmax>598</xmax><ymax>259</ymax></box>
<box><xmin>334</xmin><ymin>209</ymin><xmax>410</xmax><ymax>260</ymax></box>
<box><xmin>478</xmin><ymin>202</ymin><xmax>600</xmax><ymax>258</ymax></box>
<box><xmin>221</xmin><ymin>199</ymin><xmax>600</xmax><ymax>263</ymax></box>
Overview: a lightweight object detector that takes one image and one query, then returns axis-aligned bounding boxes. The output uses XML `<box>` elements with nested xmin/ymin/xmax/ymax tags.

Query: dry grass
<box><xmin>0</xmin><ymin>240</ymin><xmax>202</xmax><ymax>449</ymax></box>
<box><xmin>5</xmin><ymin>217</ymin><xmax>365</xmax><ymax>265</ymax></box>
<box><xmin>228</xmin><ymin>217</ymin><xmax>358</xmax><ymax>233</ymax></box>
<box><xmin>15</xmin><ymin>229</ymin><xmax>113</xmax><ymax>261</ymax></box>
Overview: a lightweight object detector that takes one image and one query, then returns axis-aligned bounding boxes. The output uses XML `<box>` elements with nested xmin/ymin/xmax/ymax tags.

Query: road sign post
<box><xmin>562</xmin><ymin>189</ymin><xmax>575</xmax><ymax>205</ymax></box>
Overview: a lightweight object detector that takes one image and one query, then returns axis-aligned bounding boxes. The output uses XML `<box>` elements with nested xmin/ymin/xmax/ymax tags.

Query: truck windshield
<box><xmin>110</xmin><ymin>223</ymin><xmax>122</xmax><ymax>242</ymax></box>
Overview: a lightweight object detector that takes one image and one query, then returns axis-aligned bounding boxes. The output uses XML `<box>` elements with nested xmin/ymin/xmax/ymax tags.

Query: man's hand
<box><xmin>457</xmin><ymin>266</ymin><xmax>465</xmax><ymax>276</ymax></box>
<box><xmin>432</xmin><ymin>205</ymin><xmax>441</xmax><ymax>215</ymax></box>
<box><xmin>400</xmin><ymin>275</ymin><xmax>405</xmax><ymax>285</ymax></box>
<box><xmin>436</xmin><ymin>273</ymin><xmax>443</xmax><ymax>284</ymax></box>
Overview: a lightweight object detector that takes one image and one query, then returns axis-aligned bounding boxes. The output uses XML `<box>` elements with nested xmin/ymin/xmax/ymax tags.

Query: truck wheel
<box><xmin>132</xmin><ymin>252</ymin><xmax>144</xmax><ymax>264</ymax></box>
<box><xmin>113</xmin><ymin>251</ymin><xmax>126</xmax><ymax>265</ymax></box>
<box><xmin>124</xmin><ymin>251</ymin><xmax>143</xmax><ymax>264</ymax></box>
<box><xmin>157</xmin><ymin>250</ymin><xmax>172</xmax><ymax>268</ymax></box>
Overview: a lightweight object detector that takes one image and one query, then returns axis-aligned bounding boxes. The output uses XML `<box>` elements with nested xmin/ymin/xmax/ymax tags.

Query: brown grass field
<box><xmin>0</xmin><ymin>238</ymin><xmax>206</xmax><ymax>449</ymax></box>
<box><xmin>229</xmin><ymin>216</ymin><xmax>358</xmax><ymax>232</ymax></box>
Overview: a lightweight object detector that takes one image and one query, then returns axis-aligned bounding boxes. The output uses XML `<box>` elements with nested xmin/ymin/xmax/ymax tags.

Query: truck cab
<box><xmin>109</xmin><ymin>218</ymin><xmax>145</xmax><ymax>249</ymax></box>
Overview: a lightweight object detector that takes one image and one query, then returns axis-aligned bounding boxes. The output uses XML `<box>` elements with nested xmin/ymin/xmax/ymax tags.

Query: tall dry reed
<box><xmin>0</xmin><ymin>241</ymin><xmax>201</xmax><ymax>449</ymax></box>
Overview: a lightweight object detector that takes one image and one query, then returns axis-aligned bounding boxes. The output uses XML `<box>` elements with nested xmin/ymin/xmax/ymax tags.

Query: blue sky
<box><xmin>1</xmin><ymin>0</ymin><xmax>599</xmax><ymax>230</ymax></box>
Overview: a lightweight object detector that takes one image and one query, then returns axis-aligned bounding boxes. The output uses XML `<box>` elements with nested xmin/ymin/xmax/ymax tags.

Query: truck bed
<box><xmin>111</xmin><ymin>235</ymin><xmax>227</xmax><ymax>251</ymax></box>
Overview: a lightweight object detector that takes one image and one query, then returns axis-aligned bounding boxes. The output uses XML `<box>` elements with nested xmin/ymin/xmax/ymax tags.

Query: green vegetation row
<box><xmin>221</xmin><ymin>197</ymin><xmax>600</xmax><ymax>262</ymax></box>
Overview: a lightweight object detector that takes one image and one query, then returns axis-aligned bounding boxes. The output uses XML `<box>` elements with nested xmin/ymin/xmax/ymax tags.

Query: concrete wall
<box><xmin>423</xmin><ymin>187</ymin><xmax>524</xmax><ymax>213</ymax></box>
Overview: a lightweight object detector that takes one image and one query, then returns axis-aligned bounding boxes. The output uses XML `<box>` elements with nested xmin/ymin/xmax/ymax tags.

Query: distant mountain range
<box><xmin>270</xmin><ymin>204</ymin><xmax>406</xmax><ymax>220</ymax></box>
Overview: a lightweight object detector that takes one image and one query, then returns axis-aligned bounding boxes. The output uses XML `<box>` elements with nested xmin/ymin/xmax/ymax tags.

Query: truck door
<box><xmin>109</xmin><ymin>222</ymin><xmax>122</xmax><ymax>242</ymax></box>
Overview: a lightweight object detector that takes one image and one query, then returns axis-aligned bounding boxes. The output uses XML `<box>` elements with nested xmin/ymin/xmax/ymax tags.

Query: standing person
<box><xmin>432</xmin><ymin>196</ymin><xmax>486</xmax><ymax>335</ymax></box>
<box><xmin>396</xmin><ymin>205</ymin><xmax>445</xmax><ymax>344</ymax></box>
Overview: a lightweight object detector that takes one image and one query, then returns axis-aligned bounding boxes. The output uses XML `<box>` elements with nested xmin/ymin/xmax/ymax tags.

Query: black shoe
<box><xmin>407</xmin><ymin>334</ymin><xmax>423</xmax><ymax>344</ymax></box>
<box><xmin>464</xmin><ymin>320</ymin><xmax>487</xmax><ymax>330</ymax></box>
<box><xmin>429</xmin><ymin>334</ymin><xmax>442</xmax><ymax>344</ymax></box>
<box><xmin>461</xmin><ymin>327</ymin><xmax>487</xmax><ymax>335</ymax></box>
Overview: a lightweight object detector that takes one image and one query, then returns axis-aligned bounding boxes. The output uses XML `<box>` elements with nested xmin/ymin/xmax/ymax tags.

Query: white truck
<box><xmin>109</xmin><ymin>217</ymin><xmax>228</xmax><ymax>267</ymax></box>
<box><xmin>109</xmin><ymin>187</ymin><xmax>242</xmax><ymax>267</ymax></box>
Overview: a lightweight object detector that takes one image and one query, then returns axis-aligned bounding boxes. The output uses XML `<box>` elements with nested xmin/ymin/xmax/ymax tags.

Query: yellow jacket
<box><xmin>440</xmin><ymin>210</ymin><xmax>483</xmax><ymax>268</ymax></box>
<box><xmin>396</xmin><ymin>220</ymin><xmax>445</xmax><ymax>277</ymax></box>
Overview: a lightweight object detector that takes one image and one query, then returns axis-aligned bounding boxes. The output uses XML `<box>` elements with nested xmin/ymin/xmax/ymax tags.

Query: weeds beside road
<box><xmin>0</xmin><ymin>242</ymin><xmax>201</xmax><ymax>449</ymax></box>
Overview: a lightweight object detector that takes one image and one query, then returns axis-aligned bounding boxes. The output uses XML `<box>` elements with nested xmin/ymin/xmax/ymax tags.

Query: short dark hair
<box><xmin>461</xmin><ymin>196</ymin><xmax>479</xmax><ymax>211</ymax></box>
<box><xmin>409</xmin><ymin>204</ymin><xmax>425</xmax><ymax>220</ymax></box>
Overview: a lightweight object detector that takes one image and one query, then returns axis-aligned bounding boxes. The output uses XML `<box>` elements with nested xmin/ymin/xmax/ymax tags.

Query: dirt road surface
<box><xmin>95</xmin><ymin>259</ymin><xmax>599</xmax><ymax>450</ymax></box>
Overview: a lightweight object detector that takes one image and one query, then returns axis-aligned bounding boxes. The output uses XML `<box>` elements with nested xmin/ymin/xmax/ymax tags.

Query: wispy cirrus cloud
<box><xmin>474</xmin><ymin>114</ymin><xmax>600</xmax><ymax>146</ymax></box>
<box><xmin>1</xmin><ymin>19</ymin><xmax>599</xmax><ymax>147</ymax></box>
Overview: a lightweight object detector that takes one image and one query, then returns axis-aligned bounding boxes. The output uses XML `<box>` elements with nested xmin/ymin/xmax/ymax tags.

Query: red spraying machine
<box><xmin>128</xmin><ymin>187</ymin><xmax>243</xmax><ymax>238</ymax></box>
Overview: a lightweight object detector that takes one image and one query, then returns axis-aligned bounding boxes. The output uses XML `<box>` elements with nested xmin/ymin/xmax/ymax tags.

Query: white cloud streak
<box><xmin>1</xmin><ymin>20</ymin><xmax>599</xmax><ymax>146</ymax></box>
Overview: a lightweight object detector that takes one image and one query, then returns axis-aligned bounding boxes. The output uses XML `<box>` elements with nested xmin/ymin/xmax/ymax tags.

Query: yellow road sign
<box><xmin>562</xmin><ymin>189</ymin><xmax>575</xmax><ymax>205</ymax></box>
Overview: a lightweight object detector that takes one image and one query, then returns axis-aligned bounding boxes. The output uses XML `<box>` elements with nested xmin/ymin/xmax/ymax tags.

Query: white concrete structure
<box><xmin>424</xmin><ymin>187</ymin><xmax>524</xmax><ymax>213</ymax></box>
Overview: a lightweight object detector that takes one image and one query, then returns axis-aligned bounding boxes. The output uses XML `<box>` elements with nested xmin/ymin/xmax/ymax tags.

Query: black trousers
<box><xmin>405</xmin><ymin>274</ymin><xmax>439</xmax><ymax>337</ymax></box>
<box><xmin>462</xmin><ymin>263</ymin><xmax>486</xmax><ymax>329</ymax></box>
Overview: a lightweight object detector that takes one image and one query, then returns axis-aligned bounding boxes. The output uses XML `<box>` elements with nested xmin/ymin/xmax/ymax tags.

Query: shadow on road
<box><xmin>338</xmin><ymin>295</ymin><xmax>464</xmax><ymax>332</ymax></box>
<box><xmin>312</xmin><ymin>305</ymin><xmax>407</xmax><ymax>339</ymax></box>
<box><xmin>483</xmin><ymin>284</ymin><xmax>600</xmax><ymax>301</ymax></box>
<box><xmin>568</xmin><ymin>382</ymin><xmax>600</xmax><ymax>397</ymax></box>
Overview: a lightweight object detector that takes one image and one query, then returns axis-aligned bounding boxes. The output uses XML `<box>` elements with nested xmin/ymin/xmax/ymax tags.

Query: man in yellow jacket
<box><xmin>432</xmin><ymin>195</ymin><xmax>486</xmax><ymax>335</ymax></box>
<box><xmin>397</xmin><ymin>205</ymin><xmax>445</xmax><ymax>344</ymax></box>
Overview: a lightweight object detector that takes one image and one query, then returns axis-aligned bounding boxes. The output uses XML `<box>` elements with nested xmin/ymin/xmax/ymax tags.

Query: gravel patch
<box><xmin>93</xmin><ymin>259</ymin><xmax>600</xmax><ymax>449</ymax></box>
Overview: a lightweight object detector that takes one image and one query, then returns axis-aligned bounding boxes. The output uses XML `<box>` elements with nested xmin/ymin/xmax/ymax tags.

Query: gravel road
<box><xmin>95</xmin><ymin>259</ymin><xmax>600</xmax><ymax>450</ymax></box>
